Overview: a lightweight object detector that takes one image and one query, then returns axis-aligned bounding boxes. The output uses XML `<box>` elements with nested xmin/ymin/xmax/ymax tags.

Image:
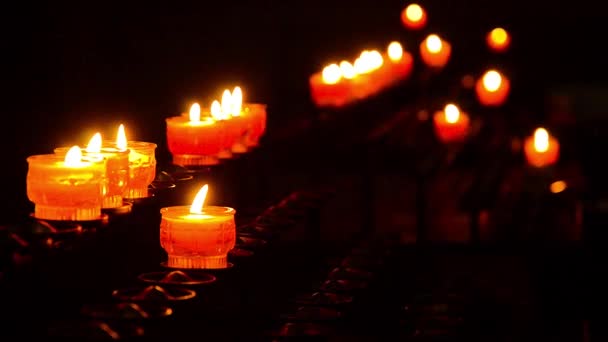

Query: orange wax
<box><xmin>486</xmin><ymin>27</ymin><xmax>511</xmax><ymax>53</ymax></box>
<box><xmin>55</xmin><ymin>146</ymin><xmax>130</xmax><ymax>209</ymax></box>
<box><xmin>401</xmin><ymin>3</ymin><xmax>427</xmax><ymax>30</ymax></box>
<box><xmin>386</xmin><ymin>51</ymin><xmax>414</xmax><ymax>83</ymax></box>
<box><xmin>475</xmin><ymin>69</ymin><xmax>510</xmax><ymax>106</ymax></box>
<box><xmin>166</xmin><ymin>115</ymin><xmax>225</xmax><ymax>166</ymax></box>
<box><xmin>524</xmin><ymin>128</ymin><xmax>560</xmax><ymax>167</ymax></box>
<box><xmin>226</xmin><ymin>114</ymin><xmax>249</xmax><ymax>154</ymax></box>
<box><xmin>420</xmin><ymin>34</ymin><xmax>451</xmax><ymax>69</ymax></box>
<box><xmin>243</xmin><ymin>103</ymin><xmax>267</xmax><ymax>147</ymax></box>
<box><xmin>123</xmin><ymin>141</ymin><xmax>157</xmax><ymax>199</ymax></box>
<box><xmin>309</xmin><ymin>73</ymin><xmax>351</xmax><ymax>108</ymax></box>
<box><xmin>433</xmin><ymin>104</ymin><xmax>470</xmax><ymax>143</ymax></box>
<box><xmin>160</xmin><ymin>205</ymin><xmax>236</xmax><ymax>269</ymax></box>
<box><xmin>27</xmin><ymin>151</ymin><xmax>106</xmax><ymax>221</ymax></box>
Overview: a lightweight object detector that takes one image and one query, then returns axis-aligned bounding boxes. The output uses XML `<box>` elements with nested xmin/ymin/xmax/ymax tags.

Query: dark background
<box><xmin>2</xmin><ymin>0</ymin><xmax>607</xmax><ymax>223</ymax></box>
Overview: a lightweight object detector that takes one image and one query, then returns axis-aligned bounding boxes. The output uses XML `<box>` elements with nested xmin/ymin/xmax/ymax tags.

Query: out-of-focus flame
<box><xmin>189</xmin><ymin>103</ymin><xmax>201</xmax><ymax>122</ymax></box>
<box><xmin>550</xmin><ymin>180</ymin><xmax>567</xmax><ymax>194</ymax></box>
<box><xmin>64</xmin><ymin>146</ymin><xmax>84</xmax><ymax>167</ymax></box>
<box><xmin>368</xmin><ymin>50</ymin><xmax>384</xmax><ymax>70</ymax></box>
<box><xmin>116</xmin><ymin>124</ymin><xmax>127</xmax><ymax>151</ymax></box>
<box><xmin>426</xmin><ymin>34</ymin><xmax>443</xmax><ymax>53</ymax></box>
<box><xmin>221</xmin><ymin>89</ymin><xmax>232</xmax><ymax>117</ymax></box>
<box><xmin>189</xmin><ymin>184</ymin><xmax>209</xmax><ymax>214</ymax></box>
<box><xmin>533</xmin><ymin>128</ymin><xmax>550</xmax><ymax>153</ymax></box>
<box><xmin>210</xmin><ymin>100</ymin><xmax>224</xmax><ymax>121</ymax></box>
<box><xmin>405</xmin><ymin>4</ymin><xmax>424</xmax><ymax>22</ymax></box>
<box><xmin>339</xmin><ymin>61</ymin><xmax>356</xmax><ymax>79</ymax></box>
<box><xmin>231</xmin><ymin>86</ymin><xmax>243</xmax><ymax>117</ymax></box>
<box><xmin>489</xmin><ymin>27</ymin><xmax>509</xmax><ymax>46</ymax></box>
<box><xmin>482</xmin><ymin>70</ymin><xmax>502</xmax><ymax>92</ymax></box>
<box><xmin>322</xmin><ymin>63</ymin><xmax>342</xmax><ymax>84</ymax></box>
<box><xmin>86</xmin><ymin>133</ymin><xmax>102</xmax><ymax>153</ymax></box>
<box><xmin>444</xmin><ymin>104</ymin><xmax>460</xmax><ymax>124</ymax></box>
<box><xmin>388</xmin><ymin>41</ymin><xmax>404</xmax><ymax>61</ymax></box>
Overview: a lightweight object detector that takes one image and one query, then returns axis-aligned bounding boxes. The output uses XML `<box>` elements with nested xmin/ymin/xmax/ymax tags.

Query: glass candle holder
<box><xmin>27</xmin><ymin>153</ymin><xmax>106</xmax><ymax>221</ymax></box>
<box><xmin>124</xmin><ymin>141</ymin><xmax>157</xmax><ymax>199</ymax></box>
<box><xmin>160</xmin><ymin>206</ymin><xmax>236</xmax><ymax>269</ymax></box>
<box><xmin>55</xmin><ymin>146</ymin><xmax>130</xmax><ymax>208</ymax></box>
<box><xmin>243</xmin><ymin>104</ymin><xmax>267</xmax><ymax>147</ymax></box>
<box><xmin>166</xmin><ymin>116</ymin><xmax>225</xmax><ymax>166</ymax></box>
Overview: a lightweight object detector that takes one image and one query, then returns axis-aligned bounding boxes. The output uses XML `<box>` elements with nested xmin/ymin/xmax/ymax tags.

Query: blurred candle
<box><xmin>160</xmin><ymin>184</ymin><xmax>236</xmax><ymax>269</ymax></box>
<box><xmin>524</xmin><ymin>127</ymin><xmax>560</xmax><ymax>167</ymax></box>
<box><xmin>420</xmin><ymin>34</ymin><xmax>451</xmax><ymax>68</ymax></box>
<box><xmin>27</xmin><ymin>146</ymin><xmax>106</xmax><ymax>221</ymax></box>
<box><xmin>433</xmin><ymin>103</ymin><xmax>470</xmax><ymax>143</ymax></box>
<box><xmin>486</xmin><ymin>27</ymin><xmax>511</xmax><ymax>53</ymax></box>
<box><xmin>475</xmin><ymin>69</ymin><xmax>510</xmax><ymax>106</ymax></box>
<box><xmin>401</xmin><ymin>3</ymin><xmax>427</xmax><ymax>30</ymax></box>
<box><xmin>309</xmin><ymin>63</ymin><xmax>351</xmax><ymax>107</ymax></box>
<box><xmin>114</xmin><ymin>125</ymin><xmax>157</xmax><ymax>199</ymax></box>
<box><xmin>166</xmin><ymin>103</ymin><xmax>225</xmax><ymax>166</ymax></box>
<box><xmin>386</xmin><ymin>41</ymin><xmax>414</xmax><ymax>81</ymax></box>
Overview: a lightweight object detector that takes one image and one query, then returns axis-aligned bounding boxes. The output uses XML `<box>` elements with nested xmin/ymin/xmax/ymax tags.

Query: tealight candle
<box><xmin>160</xmin><ymin>184</ymin><xmax>236</xmax><ymax>269</ymax></box>
<box><xmin>221</xmin><ymin>88</ymin><xmax>248</xmax><ymax>154</ymax></box>
<box><xmin>433</xmin><ymin>103</ymin><xmax>470</xmax><ymax>143</ymax></box>
<box><xmin>420</xmin><ymin>34</ymin><xmax>451</xmax><ymax>69</ymax></box>
<box><xmin>475</xmin><ymin>69</ymin><xmax>510</xmax><ymax>106</ymax></box>
<box><xmin>113</xmin><ymin>125</ymin><xmax>157</xmax><ymax>199</ymax></box>
<box><xmin>386</xmin><ymin>41</ymin><xmax>414</xmax><ymax>83</ymax></box>
<box><xmin>27</xmin><ymin>146</ymin><xmax>106</xmax><ymax>221</ymax></box>
<box><xmin>486</xmin><ymin>27</ymin><xmax>511</xmax><ymax>53</ymax></box>
<box><xmin>243</xmin><ymin>103</ymin><xmax>267</xmax><ymax>147</ymax></box>
<box><xmin>524</xmin><ymin>127</ymin><xmax>560</xmax><ymax>167</ymax></box>
<box><xmin>309</xmin><ymin>63</ymin><xmax>351</xmax><ymax>107</ymax></box>
<box><xmin>166</xmin><ymin>103</ymin><xmax>226</xmax><ymax>166</ymax></box>
<box><xmin>401</xmin><ymin>3</ymin><xmax>427</xmax><ymax>30</ymax></box>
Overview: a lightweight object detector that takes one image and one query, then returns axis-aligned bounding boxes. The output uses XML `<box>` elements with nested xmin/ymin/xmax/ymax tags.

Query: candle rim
<box><xmin>26</xmin><ymin>153</ymin><xmax>106</xmax><ymax>166</ymax></box>
<box><xmin>160</xmin><ymin>205</ymin><xmax>236</xmax><ymax>217</ymax></box>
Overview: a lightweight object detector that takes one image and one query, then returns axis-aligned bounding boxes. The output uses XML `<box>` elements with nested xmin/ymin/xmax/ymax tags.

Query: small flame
<box><xmin>231</xmin><ymin>86</ymin><xmax>243</xmax><ymax>117</ymax></box>
<box><xmin>533</xmin><ymin>127</ymin><xmax>550</xmax><ymax>153</ymax></box>
<box><xmin>550</xmin><ymin>180</ymin><xmax>567</xmax><ymax>194</ymax></box>
<box><xmin>86</xmin><ymin>133</ymin><xmax>102</xmax><ymax>153</ymax></box>
<box><xmin>322</xmin><ymin>63</ymin><xmax>342</xmax><ymax>84</ymax></box>
<box><xmin>189</xmin><ymin>103</ymin><xmax>201</xmax><ymax>122</ymax></box>
<box><xmin>387</xmin><ymin>41</ymin><xmax>403</xmax><ymax>61</ymax></box>
<box><xmin>367</xmin><ymin>50</ymin><xmax>384</xmax><ymax>70</ymax></box>
<box><xmin>221</xmin><ymin>89</ymin><xmax>232</xmax><ymax>115</ymax></box>
<box><xmin>444</xmin><ymin>104</ymin><xmax>460</xmax><ymax>124</ymax></box>
<box><xmin>64</xmin><ymin>146</ymin><xmax>84</xmax><ymax>167</ymax></box>
<box><xmin>116</xmin><ymin>124</ymin><xmax>127</xmax><ymax>151</ymax></box>
<box><xmin>405</xmin><ymin>4</ymin><xmax>424</xmax><ymax>22</ymax></box>
<box><xmin>489</xmin><ymin>27</ymin><xmax>508</xmax><ymax>45</ymax></box>
<box><xmin>189</xmin><ymin>184</ymin><xmax>209</xmax><ymax>214</ymax></box>
<box><xmin>210</xmin><ymin>100</ymin><xmax>224</xmax><ymax>120</ymax></box>
<box><xmin>426</xmin><ymin>34</ymin><xmax>443</xmax><ymax>53</ymax></box>
<box><xmin>482</xmin><ymin>70</ymin><xmax>502</xmax><ymax>92</ymax></box>
<box><xmin>339</xmin><ymin>61</ymin><xmax>356</xmax><ymax>79</ymax></box>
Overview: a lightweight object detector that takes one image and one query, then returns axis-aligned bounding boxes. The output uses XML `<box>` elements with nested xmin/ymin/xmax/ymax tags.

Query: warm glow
<box><xmin>116</xmin><ymin>124</ymin><xmax>127</xmax><ymax>151</ymax></box>
<box><xmin>64</xmin><ymin>146</ymin><xmax>84</xmax><ymax>167</ymax></box>
<box><xmin>405</xmin><ymin>4</ymin><xmax>424</xmax><ymax>22</ymax></box>
<box><xmin>339</xmin><ymin>61</ymin><xmax>356</xmax><ymax>79</ymax></box>
<box><xmin>353</xmin><ymin>53</ymin><xmax>369</xmax><ymax>74</ymax></box>
<box><xmin>322</xmin><ymin>63</ymin><xmax>342</xmax><ymax>84</ymax></box>
<box><xmin>426</xmin><ymin>34</ymin><xmax>443</xmax><ymax>53</ymax></box>
<box><xmin>387</xmin><ymin>41</ymin><xmax>404</xmax><ymax>61</ymax></box>
<box><xmin>368</xmin><ymin>50</ymin><xmax>384</xmax><ymax>70</ymax></box>
<box><xmin>482</xmin><ymin>70</ymin><xmax>502</xmax><ymax>92</ymax></box>
<box><xmin>231</xmin><ymin>86</ymin><xmax>243</xmax><ymax>116</ymax></box>
<box><xmin>490</xmin><ymin>27</ymin><xmax>508</xmax><ymax>45</ymax></box>
<box><xmin>210</xmin><ymin>100</ymin><xmax>223</xmax><ymax>121</ymax></box>
<box><xmin>533</xmin><ymin>128</ymin><xmax>550</xmax><ymax>153</ymax></box>
<box><xmin>550</xmin><ymin>180</ymin><xmax>567</xmax><ymax>194</ymax></box>
<box><xmin>86</xmin><ymin>133</ymin><xmax>103</xmax><ymax>153</ymax></box>
<box><xmin>189</xmin><ymin>184</ymin><xmax>209</xmax><ymax>214</ymax></box>
<box><xmin>221</xmin><ymin>89</ymin><xmax>232</xmax><ymax>116</ymax></box>
<box><xmin>444</xmin><ymin>104</ymin><xmax>460</xmax><ymax>124</ymax></box>
<box><xmin>189</xmin><ymin>103</ymin><xmax>201</xmax><ymax>122</ymax></box>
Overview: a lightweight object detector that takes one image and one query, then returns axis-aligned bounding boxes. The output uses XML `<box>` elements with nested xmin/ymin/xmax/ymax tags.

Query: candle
<box><xmin>27</xmin><ymin>146</ymin><xmax>106</xmax><ymax>221</ymax></box>
<box><xmin>401</xmin><ymin>3</ymin><xmax>427</xmax><ymax>30</ymax></box>
<box><xmin>486</xmin><ymin>27</ymin><xmax>511</xmax><ymax>53</ymax></box>
<box><xmin>475</xmin><ymin>69</ymin><xmax>510</xmax><ymax>106</ymax></box>
<box><xmin>433</xmin><ymin>103</ymin><xmax>470</xmax><ymax>143</ymax></box>
<box><xmin>420</xmin><ymin>34</ymin><xmax>451</xmax><ymax>69</ymax></box>
<box><xmin>309</xmin><ymin>63</ymin><xmax>351</xmax><ymax>107</ymax></box>
<box><xmin>222</xmin><ymin>88</ymin><xmax>248</xmax><ymax>154</ymax></box>
<box><xmin>386</xmin><ymin>41</ymin><xmax>414</xmax><ymax>83</ymax></box>
<box><xmin>160</xmin><ymin>184</ymin><xmax>236</xmax><ymax>269</ymax></box>
<box><xmin>352</xmin><ymin>50</ymin><xmax>384</xmax><ymax>98</ymax></box>
<box><xmin>242</xmin><ymin>103</ymin><xmax>267</xmax><ymax>148</ymax></box>
<box><xmin>524</xmin><ymin>127</ymin><xmax>560</xmax><ymax>167</ymax></box>
<box><xmin>166</xmin><ymin>103</ymin><xmax>225</xmax><ymax>166</ymax></box>
<box><xmin>114</xmin><ymin>125</ymin><xmax>157</xmax><ymax>199</ymax></box>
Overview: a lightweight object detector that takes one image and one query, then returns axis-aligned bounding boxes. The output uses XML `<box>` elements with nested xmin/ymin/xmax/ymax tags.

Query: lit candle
<box><xmin>420</xmin><ymin>34</ymin><xmax>451</xmax><ymax>69</ymax></box>
<box><xmin>386</xmin><ymin>41</ymin><xmax>414</xmax><ymax>82</ymax></box>
<box><xmin>55</xmin><ymin>133</ymin><xmax>130</xmax><ymax>209</ymax></box>
<box><xmin>433</xmin><ymin>103</ymin><xmax>471</xmax><ymax>143</ymax></box>
<box><xmin>401</xmin><ymin>3</ymin><xmax>427</xmax><ymax>30</ymax></box>
<box><xmin>114</xmin><ymin>125</ymin><xmax>157</xmax><ymax>199</ymax></box>
<box><xmin>222</xmin><ymin>88</ymin><xmax>248</xmax><ymax>154</ymax></box>
<box><xmin>524</xmin><ymin>127</ymin><xmax>560</xmax><ymax>167</ymax></box>
<box><xmin>160</xmin><ymin>184</ymin><xmax>236</xmax><ymax>269</ymax></box>
<box><xmin>27</xmin><ymin>146</ymin><xmax>106</xmax><ymax>221</ymax></box>
<box><xmin>352</xmin><ymin>50</ymin><xmax>384</xmax><ymax>98</ymax></box>
<box><xmin>486</xmin><ymin>27</ymin><xmax>511</xmax><ymax>53</ymax></box>
<box><xmin>475</xmin><ymin>69</ymin><xmax>510</xmax><ymax>106</ymax></box>
<box><xmin>309</xmin><ymin>63</ymin><xmax>351</xmax><ymax>107</ymax></box>
<box><xmin>166</xmin><ymin>102</ymin><xmax>225</xmax><ymax>166</ymax></box>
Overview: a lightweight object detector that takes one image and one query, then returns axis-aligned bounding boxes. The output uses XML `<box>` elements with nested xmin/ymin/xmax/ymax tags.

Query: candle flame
<box><xmin>405</xmin><ymin>4</ymin><xmax>424</xmax><ymax>22</ymax></box>
<box><xmin>368</xmin><ymin>50</ymin><xmax>384</xmax><ymax>70</ymax></box>
<box><xmin>189</xmin><ymin>184</ymin><xmax>209</xmax><ymax>214</ymax></box>
<box><xmin>221</xmin><ymin>89</ymin><xmax>233</xmax><ymax>116</ymax></box>
<box><xmin>189</xmin><ymin>103</ymin><xmax>201</xmax><ymax>122</ymax></box>
<box><xmin>86</xmin><ymin>133</ymin><xmax>103</xmax><ymax>153</ymax></box>
<box><xmin>210</xmin><ymin>100</ymin><xmax>224</xmax><ymax>120</ymax></box>
<box><xmin>116</xmin><ymin>124</ymin><xmax>127</xmax><ymax>151</ymax></box>
<box><xmin>231</xmin><ymin>86</ymin><xmax>243</xmax><ymax>117</ymax></box>
<box><xmin>387</xmin><ymin>41</ymin><xmax>404</xmax><ymax>61</ymax></box>
<box><xmin>482</xmin><ymin>70</ymin><xmax>502</xmax><ymax>92</ymax></box>
<box><xmin>489</xmin><ymin>27</ymin><xmax>509</xmax><ymax>46</ymax></box>
<box><xmin>533</xmin><ymin>127</ymin><xmax>550</xmax><ymax>153</ymax></box>
<box><xmin>444</xmin><ymin>104</ymin><xmax>460</xmax><ymax>124</ymax></box>
<box><xmin>550</xmin><ymin>180</ymin><xmax>567</xmax><ymax>194</ymax></box>
<box><xmin>322</xmin><ymin>63</ymin><xmax>342</xmax><ymax>84</ymax></box>
<box><xmin>426</xmin><ymin>34</ymin><xmax>442</xmax><ymax>53</ymax></box>
<box><xmin>339</xmin><ymin>61</ymin><xmax>356</xmax><ymax>79</ymax></box>
<box><xmin>64</xmin><ymin>146</ymin><xmax>84</xmax><ymax>167</ymax></box>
